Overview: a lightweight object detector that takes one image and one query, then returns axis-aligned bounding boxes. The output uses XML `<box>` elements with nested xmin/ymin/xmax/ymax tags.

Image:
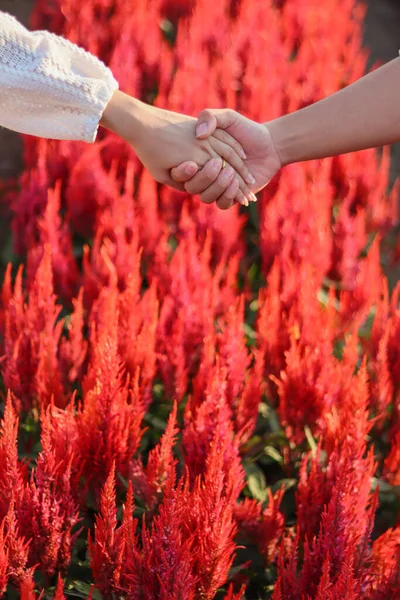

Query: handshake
<box><xmin>100</xmin><ymin>91</ymin><xmax>283</xmax><ymax>210</ymax></box>
<box><xmin>101</xmin><ymin>51</ymin><xmax>400</xmax><ymax>211</ymax></box>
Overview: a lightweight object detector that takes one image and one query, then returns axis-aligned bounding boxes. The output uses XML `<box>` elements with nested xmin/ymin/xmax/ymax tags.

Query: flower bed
<box><xmin>0</xmin><ymin>0</ymin><xmax>399</xmax><ymax>598</ymax></box>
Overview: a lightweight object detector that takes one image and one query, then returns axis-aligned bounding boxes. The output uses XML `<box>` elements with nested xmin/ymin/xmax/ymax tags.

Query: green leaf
<box><xmin>248</xmin><ymin>261</ymin><xmax>259</xmax><ymax>284</ymax></box>
<box><xmin>304</xmin><ymin>425</ymin><xmax>317</xmax><ymax>454</ymax></box>
<box><xmin>243</xmin><ymin>435</ymin><xmax>263</xmax><ymax>450</ymax></box>
<box><xmin>359</xmin><ymin>231</ymin><xmax>378</xmax><ymax>259</ymax></box>
<box><xmin>249</xmin><ymin>299</ymin><xmax>259</xmax><ymax>312</ymax></box>
<box><xmin>69</xmin><ymin>581</ymin><xmax>102</xmax><ymax>600</ymax></box>
<box><xmin>267</xmin><ymin>407</ymin><xmax>282</xmax><ymax>434</ymax></box>
<box><xmin>159</xmin><ymin>18</ymin><xmax>177</xmax><ymax>45</ymax></box>
<box><xmin>118</xmin><ymin>473</ymin><xmax>128</xmax><ymax>489</ymax></box>
<box><xmin>271</xmin><ymin>478</ymin><xmax>297</xmax><ymax>494</ymax></box>
<box><xmin>243</xmin><ymin>322</ymin><xmax>257</xmax><ymax>340</ymax></box>
<box><xmin>228</xmin><ymin>563</ymin><xmax>250</xmax><ymax>579</ymax></box>
<box><xmin>317</xmin><ymin>287</ymin><xmax>340</xmax><ymax>310</ymax></box>
<box><xmin>264</xmin><ymin>446</ymin><xmax>284</xmax><ymax>465</ymax></box>
<box><xmin>358</xmin><ymin>307</ymin><xmax>376</xmax><ymax>340</ymax></box>
<box><xmin>144</xmin><ymin>413</ymin><xmax>167</xmax><ymax>430</ymax></box>
<box><xmin>371</xmin><ymin>477</ymin><xmax>400</xmax><ymax>498</ymax></box>
<box><xmin>245</xmin><ymin>463</ymin><xmax>268</xmax><ymax>502</ymax></box>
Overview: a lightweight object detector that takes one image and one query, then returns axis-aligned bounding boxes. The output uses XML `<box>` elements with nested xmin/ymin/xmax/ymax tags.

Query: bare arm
<box><xmin>171</xmin><ymin>56</ymin><xmax>400</xmax><ymax>206</ymax></box>
<box><xmin>268</xmin><ymin>57</ymin><xmax>400</xmax><ymax>165</ymax></box>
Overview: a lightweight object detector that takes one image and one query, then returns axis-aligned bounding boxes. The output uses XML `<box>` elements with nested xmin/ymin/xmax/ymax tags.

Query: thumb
<box><xmin>170</xmin><ymin>161</ymin><xmax>199</xmax><ymax>184</ymax></box>
<box><xmin>196</xmin><ymin>109</ymin><xmax>238</xmax><ymax>139</ymax></box>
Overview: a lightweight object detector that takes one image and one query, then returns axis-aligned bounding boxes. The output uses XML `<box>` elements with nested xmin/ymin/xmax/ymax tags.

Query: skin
<box><xmin>100</xmin><ymin>90</ymin><xmax>258</xmax><ymax>209</ymax></box>
<box><xmin>171</xmin><ymin>110</ymin><xmax>279</xmax><ymax>202</ymax></box>
<box><xmin>172</xmin><ymin>56</ymin><xmax>400</xmax><ymax>207</ymax></box>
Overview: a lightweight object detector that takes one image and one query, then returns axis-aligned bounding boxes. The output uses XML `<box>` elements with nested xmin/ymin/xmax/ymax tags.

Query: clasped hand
<box><xmin>101</xmin><ymin>92</ymin><xmax>282</xmax><ymax>210</ymax></box>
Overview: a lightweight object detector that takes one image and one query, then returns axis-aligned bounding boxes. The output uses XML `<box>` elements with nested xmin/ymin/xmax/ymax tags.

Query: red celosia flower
<box><xmin>37</xmin><ymin>403</ymin><xmax>82</xmax><ymax>502</ymax></box>
<box><xmin>0</xmin><ymin>394</ymin><xmax>24</xmax><ymax>520</ymax></box>
<box><xmin>339</xmin><ymin>235</ymin><xmax>383</xmax><ymax>330</ymax></box>
<box><xmin>2</xmin><ymin>247</ymin><xmax>65</xmax><ymax>411</ymax></box>
<box><xmin>130</xmin><ymin>401</ymin><xmax>179</xmax><ymax>511</ymax></box>
<box><xmin>183</xmin><ymin>386</ymin><xmax>245</xmax><ymax>503</ymax></box>
<box><xmin>19</xmin><ymin>573</ymin><xmax>44</xmax><ymax>600</ymax></box>
<box><xmin>234</xmin><ymin>348</ymin><xmax>264</xmax><ymax>444</ymax></box>
<box><xmin>384</xmin><ymin>432</ymin><xmax>400</xmax><ymax>486</ymax></box>
<box><xmin>118</xmin><ymin>278</ymin><xmax>159</xmax><ymax>409</ymax></box>
<box><xmin>82</xmin><ymin>174</ymin><xmax>142</xmax><ymax>307</ymax></box>
<box><xmin>0</xmin><ymin>521</ymin><xmax>9</xmax><ymax>598</ymax></box>
<box><xmin>0</xmin><ymin>263</ymin><xmax>12</xmax><ymax>350</ymax></box>
<box><xmin>273</xmin><ymin>335</ymin><xmax>341</xmax><ymax>444</ymax></box>
<box><xmin>91</xmin><ymin>431</ymin><xmax>239</xmax><ymax>599</ymax></box>
<box><xmin>53</xmin><ymin>574</ymin><xmax>67</xmax><ymax>600</ymax></box>
<box><xmin>257</xmin><ymin>257</ymin><xmax>337</xmax><ymax>405</ymax></box>
<box><xmin>59</xmin><ymin>289</ymin><xmax>88</xmax><ymax>386</ymax></box>
<box><xmin>224</xmin><ymin>583</ymin><xmax>246</xmax><ymax>600</ymax></box>
<box><xmin>11</xmin><ymin>152</ymin><xmax>50</xmax><ymax>256</ymax></box>
<box><xmin>367</xmin><ymin>527</ymin><xmax>400</xmax><ymax>599</ymax></box>
<box><xmin>64</xmin><ymin>143</ymin><xmax>121</xmax><ymax>239</ymax></box>
<box><xmin>3</xmin><ymin>498</ymin><xmax>31</xmax><ymax>586</ymax></box>
<box><xmin>277</xmin><ymin>357</ymin><xmax>376</xmax><ymax>597</ymax></box>
<box><xmin>4</xmin><ymin>0</ymin><xmax>399</xmax><ymax>598</ymax></box>
<box><xmin>88</xmin><ymin>463</ymin><xmax>127</xmax><ymax>597</ymax></box>
<box><xmin>155</xmin><ymin>224</ymin><xmax>240</xmax><ymax>403</ymax></box>
<box><xmin>139</xmin><ymin>476</ymin><xmax>197</xmax><ymax>600</ymax></box>
<box><xmin>369</xmin><ymin>280</ymin><xmax>400</xmax><ymax>426</ymax></box>
<box><xmin>259</xmin><ymin>162</ymin><xmax>332</xmax><ymax>280</ymax></box>
<box><xmin>329</xmin><ymin>198</ymin><xmax>367</xmax><ymax>288</ymax></box>
<box><xmin>216</xmin><ymin>296</ymin><xmax>251</xmax><ymax>408</ymax></box>
<box><xmin>26</xmin><ymin>182</ymin><xmax>79</xmax><ymax>303</ymax></box>
<box><xmin>234</xmin><ymin>490</ymin><xmax>285</xmax><ymax>564</ymax></box>
<box><xmin>14</xmin><ymin>404</ymin><xmax>80</xmax><ymax>579</ymax></box>
<box><xmin>77</xmin><ymin>287</ymin><xmax>145</xmax><ymax>498</ymax></box>
<box><xmin>180</xmin><ymin>431</ymin><xmax>239</xmax><ymax>599</ymax></box>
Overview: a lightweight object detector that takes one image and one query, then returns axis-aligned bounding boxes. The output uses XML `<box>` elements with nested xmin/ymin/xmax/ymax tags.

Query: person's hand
<box><xmin>100</xmin><ymin>92</ymin><xmax>256</xmax><ymax>206</ymax></box>
<box><xmin>171</xmin><ymin>109</ymin><xmax>282</xmax><ymax>208</ymax></box>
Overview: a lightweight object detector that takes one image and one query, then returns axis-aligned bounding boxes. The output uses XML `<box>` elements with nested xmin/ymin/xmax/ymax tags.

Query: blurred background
<box><xmin>1</xmin><ymin>0</ymin><xmax>400</xmax><ymax>184</ymax></box>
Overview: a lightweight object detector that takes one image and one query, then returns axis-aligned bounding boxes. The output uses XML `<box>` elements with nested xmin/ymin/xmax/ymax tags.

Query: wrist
<box><xmin>264</xmin><ymin>116</ymin><xmax>297</xmax><ymax>167</ymax></box>
<box><xmin>100</xmin><ymin>90</ymin><xmax>145</xmax><ymax>145</ymax></box>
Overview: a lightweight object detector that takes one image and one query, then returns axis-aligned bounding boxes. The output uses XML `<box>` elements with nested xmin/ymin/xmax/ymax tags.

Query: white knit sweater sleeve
<box><xmin>0</xmin><ymin>11</ymin><xmax>118</xmax><ymax>142</ymax></box>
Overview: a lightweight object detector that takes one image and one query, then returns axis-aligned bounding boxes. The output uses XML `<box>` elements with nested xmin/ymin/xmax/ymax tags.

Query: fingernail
<box><xmin>242</xmin><ymin>198</ymin><xmax>249</xmax><ymax>207</ymax></box>
<box><xmin>247</xmin><ymin>173</ymin><xmax>256</xmax><ymax>185</ymax></box>
<box><xmin>240</xmin><ymin>150</ymin><xmax>247</xmax><ymax>159</ymax></box>
<box><xmin>185</xmin><ymin>164</ymin><xmax>198</xmax><ymax>176</ymax></box>
<box><xmin>222</xmin><ymin>166</ymin><xmax>234</xmax><ymax>180</ymax></box>
<box><xmin>250</xmin><ymin>192</ymin><xmax>258</xmax><ymax>202</ymax></box>
<box><xmin>196</xmin><ymin>123</ymin><xmax>208</xmax><ymax>137</ymax></box>
<box><xmin>210</xmin><ymin>157</ymin><xmax>222</xmax><ymax>173</ymax></box>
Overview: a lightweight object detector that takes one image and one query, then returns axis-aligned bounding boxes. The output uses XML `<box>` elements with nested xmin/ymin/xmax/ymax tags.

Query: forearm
<box><xmin>100</xmin><ymin>90</ymin><xmax>143</xmax><ymax>142</ymax></box>
<box><xmin>0</xmin><ymin>11</ymin><xmax>117</xmax><ymax>142</ymax></box>
<box><xmin>267</xmin><ymin>57</ymin><xmax>400</xmax><ymax>166</ymax></box>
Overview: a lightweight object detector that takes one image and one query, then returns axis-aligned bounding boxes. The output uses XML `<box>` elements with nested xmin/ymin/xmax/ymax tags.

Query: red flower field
<box><xmin>0</xmin><ymin>0</ymin><xmax>399</xmax><ymax>598</ymax></box>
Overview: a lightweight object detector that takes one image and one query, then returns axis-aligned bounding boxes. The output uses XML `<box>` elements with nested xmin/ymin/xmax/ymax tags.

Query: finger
<box><xmin>216</xmin><ymin>177</ymin><xmax>240</xmax><ymax>211</ymax></box>
<box><xmin>157</xmin><ymin>171</ymin><xmax>186</xmax><ymax>191</ymax></box>
<box><xmin>237</xmin><ymin>178</ymin><xmax>258</xmax><ymax>204</ymax></box>
<box><xmin>164</xmin><ymin>179</ymin><xmax>186</xmax><ymax>191</ymax></box>
<box><xmin>184</xmin><ymin>157</ymin><xmax>223</xmax><ymax>195</ymax></box>
<box><xmin>170</xmin><ymin>161</ymin><xmax>200</xmax><ymax>183</ymax></box>
<box><xmin>196</xmin><ymin>108</ymin><xmax>239</xmax><ymax>138</ymax></box>
<box><xmin>209</xmin><ymin>137</ymin><xmax>256</xmax><ymax>187</ymax></box>
<box><xmin>212</xmin><ymin>128</ymin><xmax>246</xmax><ymax>160</ymax></box>
<box><xmin>197</xmin><ymin>165</ymin><xmax>236</xmax><ymax>205</ymax></box>
<box><xmin>216</xmin><ymin>164</ymin><xmax>255</xmax><ymax>204</ymax></box>
<box><xmin>234</xmin><ymin>188</ymin><xmax>249</xmax><ymax>207</ymax></box>
<box><xmin>182</xmin><ymin>157</ymin><xmax>256</xmax><ymax>205</ymax></box>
